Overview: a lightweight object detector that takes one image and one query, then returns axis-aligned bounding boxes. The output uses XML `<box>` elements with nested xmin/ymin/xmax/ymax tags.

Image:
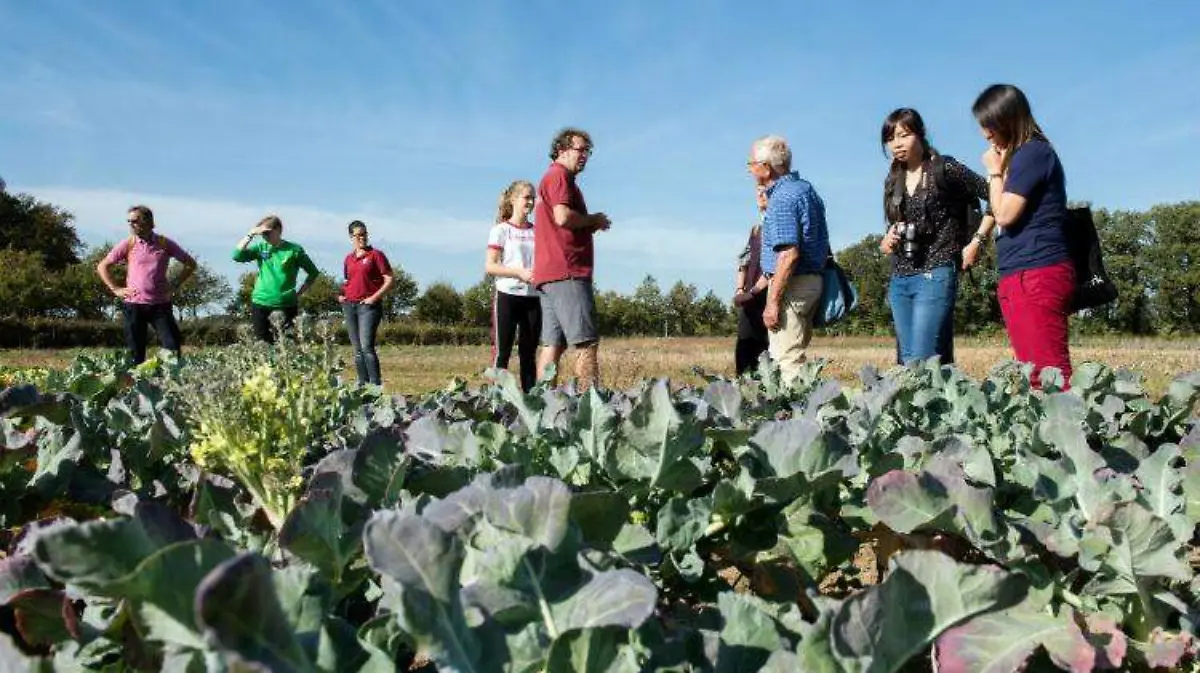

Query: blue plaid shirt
<box><xmin>760</xmin><ymin>172</ymin><xmax>829</xmax><ymax>276</ymax></box>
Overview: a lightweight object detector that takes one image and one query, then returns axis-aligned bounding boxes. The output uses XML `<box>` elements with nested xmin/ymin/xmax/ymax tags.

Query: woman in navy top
<box><xmin>973</xmin><ymin>84</ymin><xmax>1074</xmax><ymax>387</ymax></box>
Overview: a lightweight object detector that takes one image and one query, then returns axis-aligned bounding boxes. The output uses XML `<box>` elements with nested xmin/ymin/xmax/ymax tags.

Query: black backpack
<box><xmin>886</xmin><ymin>155</ymin><xmax>983</xmax><ymax>247</ymax></box>
<box><xmin>1065</xmin><ymin>206</ymin><xmax>1118</xmax><ymax>312</ymax></box>
<box><xmin>930</xmin><ymin>155</ymin><xmax>984</xmax><ymax>250</ymax></box>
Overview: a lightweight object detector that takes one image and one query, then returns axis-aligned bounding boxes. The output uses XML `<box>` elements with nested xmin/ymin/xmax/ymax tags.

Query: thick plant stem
<box><xmin>523</xmin><ymin>557</ymin><xmax>560</xmax><ymax>639</ymax></box>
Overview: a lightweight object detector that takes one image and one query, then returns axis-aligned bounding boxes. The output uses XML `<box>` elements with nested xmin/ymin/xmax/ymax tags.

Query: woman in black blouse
<box><xmin>879</xmin><ymin>108</ymin><xmax>995</xmax><ymax>365</ymax></box>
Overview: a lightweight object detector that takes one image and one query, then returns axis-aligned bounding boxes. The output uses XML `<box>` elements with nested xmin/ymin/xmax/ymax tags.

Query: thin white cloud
<box><xmin>23</xmin><ymin>187</ymin><xmax>748</xmax><ymax>292</ymax></box>
<box><xmin>31</xmin><ymin>187</ymin><xmax>486</xmax><ymax>255</ymax></box>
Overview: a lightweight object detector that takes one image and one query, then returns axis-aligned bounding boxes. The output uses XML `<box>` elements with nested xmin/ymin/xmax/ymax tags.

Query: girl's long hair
<box><xmin>495</xmin><ymin>180</ymin><xmax>534</xmax><ymax>223</ymax></box>
<box><xmin>881</xmin><ymin>108</ymin><xmax>937</xmax><ymax>225</ymax></box>
<box><xmin>972</xmin><ymin>84</ymin><xmax>1047</xmax><ymax>175</ymax></box>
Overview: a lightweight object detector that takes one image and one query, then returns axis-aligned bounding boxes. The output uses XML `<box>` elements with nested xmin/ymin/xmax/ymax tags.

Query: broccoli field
<box><xmin>1</xmin><ymin>329</ymin><xmax>1198</xmax><ymax>672</ymax></box>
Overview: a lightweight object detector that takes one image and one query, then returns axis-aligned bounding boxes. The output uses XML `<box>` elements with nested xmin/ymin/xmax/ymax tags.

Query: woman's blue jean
<box><xmin>888</xmin><ymin>264</ymin><xmax>958</xmax><ymax>365</ymax></box>
<box><xmin>343</xmin><ymin>302</ymin><xmax>383</xmax><ymax>385</ymax></box>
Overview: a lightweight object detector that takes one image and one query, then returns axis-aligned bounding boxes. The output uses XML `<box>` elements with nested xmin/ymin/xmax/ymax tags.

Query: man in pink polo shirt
<box><xmin>534</xmin><ymin>127</ymin><xmax>611</xmax><ymax>388</ymax></box>
<box><xmin>96</xmin><ymin>205</ymin><xmax>197</xmax><ymax>364</ymax></box>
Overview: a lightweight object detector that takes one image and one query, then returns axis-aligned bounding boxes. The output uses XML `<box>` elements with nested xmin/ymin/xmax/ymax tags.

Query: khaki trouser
<box><xmin>767</xmin><ymin>273</ymin><xmax>824</xmax><ymax>384</ymax></box>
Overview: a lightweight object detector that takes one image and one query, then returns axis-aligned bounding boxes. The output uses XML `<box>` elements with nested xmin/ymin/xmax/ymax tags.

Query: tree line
<box><xmin>832</xmin><ymin>201</ymin><xmax>1200</xmax><ymax>336</ymax></box>
<box><xmin>2</xmin><ymin>189</ymin><xmax>1197</xmax><ymax>337</ymax></box>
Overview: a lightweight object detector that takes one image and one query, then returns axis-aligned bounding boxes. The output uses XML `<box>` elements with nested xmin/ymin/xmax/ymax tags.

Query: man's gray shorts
<box><xmin>539</xmin><ymin>278</ymin><xmax>598</xmax><ymax>347</ymax></box>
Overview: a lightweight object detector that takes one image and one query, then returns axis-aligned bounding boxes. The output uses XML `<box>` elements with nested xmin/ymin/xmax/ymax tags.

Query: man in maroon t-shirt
<box><xmin>534</xmin><ymin>128</ymin><xmax>611</xmax><ymax>388</ymax></box>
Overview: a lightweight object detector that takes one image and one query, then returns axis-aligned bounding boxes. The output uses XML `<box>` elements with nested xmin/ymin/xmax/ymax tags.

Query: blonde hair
<box><xmin>495</xmin><ymin>180</ymin><xmax>534</xmax><ymax>223</ymax></box>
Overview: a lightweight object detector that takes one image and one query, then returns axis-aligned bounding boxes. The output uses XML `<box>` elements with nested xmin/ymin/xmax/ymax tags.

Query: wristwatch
<box><xmin>972</xmin><ymin>232</ymin><xmax>987</xmax><ymax>244</ymax></box>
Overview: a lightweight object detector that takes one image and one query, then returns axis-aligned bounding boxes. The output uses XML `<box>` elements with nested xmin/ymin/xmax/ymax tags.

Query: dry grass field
<box><xmin>4</xmin><ymin>335</ymin><xmax>1199</xmax><ymax>397</ymax></box>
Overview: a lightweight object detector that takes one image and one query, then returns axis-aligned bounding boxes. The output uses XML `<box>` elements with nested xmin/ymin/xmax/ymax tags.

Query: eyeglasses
<box><xmin>570</xmin><ymin>145</ymin><xmax>592</xmax><ymax>155</ymax></box>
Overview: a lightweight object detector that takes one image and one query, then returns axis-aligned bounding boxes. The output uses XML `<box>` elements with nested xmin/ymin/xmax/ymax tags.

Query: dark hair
<box><xmin>881</xmin><ymin>108</ymin><xmax>938</xmax><ymax>225</ymax></box>
<box><xmin>972</xmin><ymin>84</ymin><xmax>1047</xmax><ymax>174</ymax></box>
<box><xmin>347</xmin><ymin>220</ymin><xmax>367</xmax><ymax>235</ymax></box>
<box><xmin>549</xmin><ymin>127</ymin><xmax>592</xmax><ymax>161</ymax></box>
<box><xmin>128</xmin><ymin>205</ymin><xmax>155</xmax><ymax>227</ymax></box>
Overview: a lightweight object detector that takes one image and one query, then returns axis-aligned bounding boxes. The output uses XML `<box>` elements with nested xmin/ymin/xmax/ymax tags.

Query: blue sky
<box><xmin>2</xmin><ymin>1</ymin><xmax>1198</xmax><ymax>301</ymax></box>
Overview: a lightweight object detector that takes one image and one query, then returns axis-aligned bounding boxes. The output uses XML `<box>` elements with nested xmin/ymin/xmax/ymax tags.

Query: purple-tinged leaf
<box><xmin>1082</xmin><ymin>613</ymin><xmax>1126</xmax><ymax>669</ymax></box>
<box><xmin>866</xmin><ymin>470</ymin><xmax>952</xmax><ymax>534</ymax></box>
<box><xmin>936</xmin><ymin>605</ymin><xmax>1093</xmax><ymax>673</ymax></box>
<box><xmin>0</xmin><ymin>555</ymin><xmax>49</xmax><ymax>604</ymax></box>
<box><xmin>8</xmin><ymin>588</ymin><xmax>74</xmax><ymax>648</ymax></box>
<box><xmin>827</xmin><ymin>550</ymin><xmax>1027</xmax><ymax>672</ymax></box>
<box><xmin>1144</xmin><ymin>628</ymin><xmax>1196</xmax><ymax>669</ymax></box>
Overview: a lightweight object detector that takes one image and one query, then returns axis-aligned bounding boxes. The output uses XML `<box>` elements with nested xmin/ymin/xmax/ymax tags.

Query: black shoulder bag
<box><xmin>1065</xmin><ymin>205</ymin><xmax>1118</xmax><ymax>312</ymax></box>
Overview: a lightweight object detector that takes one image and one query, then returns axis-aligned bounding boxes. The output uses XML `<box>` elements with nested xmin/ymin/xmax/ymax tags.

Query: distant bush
<box><xmin>0</xmin><ymin>316</ymin><xmax>489</xmax><ymax>349</ymax></box>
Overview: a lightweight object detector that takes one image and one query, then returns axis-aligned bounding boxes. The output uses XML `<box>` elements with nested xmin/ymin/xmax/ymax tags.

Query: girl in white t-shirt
<box><xmin>485</xmin><ymin>180</ymin><xmax>541</xmax><ymax>391</ymax></box>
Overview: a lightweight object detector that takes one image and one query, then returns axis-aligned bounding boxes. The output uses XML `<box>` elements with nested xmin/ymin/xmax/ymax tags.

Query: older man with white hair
<box><xmin>747</xmin><ymin>135</ymin><xmax>829</xmax><ymax>383</ymax></box>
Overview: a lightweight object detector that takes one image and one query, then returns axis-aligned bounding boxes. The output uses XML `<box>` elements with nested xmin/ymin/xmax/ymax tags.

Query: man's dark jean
<box><xmin>122</xmin><ymin>302</ymin><xmax>182</xmax><ymax>364</ymax></box>
<box><xmin>251</xmin><ymin>303</ymin><xmax>299</xmax><ymax>343</ymax></box>
<box><xmin>735</xmin><ymin>293</ymin><xmax>769</xmax><ymax>375</ymax></box>
<box><xmin>343</xmin><ymin>301</ymin><xmax>384</xmax><ymax>385</ymax></box>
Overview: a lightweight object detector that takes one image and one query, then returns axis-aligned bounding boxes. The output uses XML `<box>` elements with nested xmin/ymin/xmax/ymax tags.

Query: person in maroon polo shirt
<box><xmin>338</xmin><ymin>220</ymin><xmax>394</xmax><ymax>386</ymax></box>
<box><xmin>533</xmin><ymin>128</ymin><xmax>611</xmax><ymax>388</ymax></box>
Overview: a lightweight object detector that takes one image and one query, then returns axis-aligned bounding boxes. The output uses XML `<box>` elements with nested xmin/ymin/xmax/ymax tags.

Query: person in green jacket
<box><xmin>232</xmin><ymin>215</ymin><xmax>319</xmax><ymax>342</ymax></box>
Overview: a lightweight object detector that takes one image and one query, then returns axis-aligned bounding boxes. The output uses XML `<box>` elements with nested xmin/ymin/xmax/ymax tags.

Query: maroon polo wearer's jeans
<box><xmin>997</xmin><ymin>260</ymin><xmax>1075</xmax><ymax>390</ymax></box>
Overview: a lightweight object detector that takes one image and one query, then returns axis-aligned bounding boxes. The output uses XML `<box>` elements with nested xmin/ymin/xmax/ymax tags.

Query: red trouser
<box><xmin>997</xmin><ymin>260</ymin><xmax>1075</xmax><ymax>388</ymax></box>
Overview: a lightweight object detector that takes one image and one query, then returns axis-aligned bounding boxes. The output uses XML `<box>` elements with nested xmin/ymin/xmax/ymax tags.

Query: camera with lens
<box><xmin>895</xmin><ymin>222</ymin><xmax>922</xmax><ymax>263</ymax></box>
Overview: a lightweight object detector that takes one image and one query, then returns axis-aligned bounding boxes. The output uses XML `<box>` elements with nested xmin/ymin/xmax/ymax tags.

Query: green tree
<box><xmin>955</xmin><ymin>245</ymin><xmax>1001</xmax><ymax>335</ymax></box>
<box><xmin>631</xmin><ymin>275</ymin><xmax>665</xmax><ymax>336</ymax></box>
<box><xmin>1079</xmin><ymin>208</ymin><xmax>1155</xmax><ymax>334</ymax></box>
<box><xmin>0</xmin><ymin>249</ymin><xmax>52</xmax><ymax>317</ymax></box>
<box><xmin>299</xmin><ymin>272</ymin><xmax>341</xmax><ymax>317</ymax></box>
<box><xmin>0</xmin><ymin>191</ymin><xmax>82</xmax><ymax>271</ymax></box>
<box><xmin>226</xmin><ymin>272</ymin><xmax>258</xmax><ymax>316</ymax></box>
<box><xmin>414</xmin><ymin>282</ymin><xmax>464</xmax><ymax>325</ymax></box>
<box><xmin>595</xmin><ymin>289</ymin><xmax>638</xmax><ymax>336</ymax></box>
<box><xmin>172</xmin><ymin>261</ymin><xmax>232</xmax><ymax>319</ymax></box>
<box><xmin>665</xmin><ymin>281</ymin><xmax>698</xmax><ymax>336</ymax></box>
<box><xmin>382</xmin><ymin>266</ymin><xmax>420</xmax><ymax>318</ymax></box>
<box><xmin>1147</xmin><ymin>201</ymin><xmax>1200</xmax><ymax>333</ymax></box>
<box><xmin>54</xmin><ymin>246</ymin><xmax>116</xmax><ymax>320</ymax></box>
<box><xmin>461</xmin><ymin>278</ymin><xmax>493</xmax><ymax>328</ymax></box>
<box><xmin>834</xmin><ymin>235</ymin><xmax>893</xmax><ymax>335</ymax></box>
<box><xmin>694</xmin><ymin>290</ymin><xmax>734</xmax><ymax>335</ymax></box>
